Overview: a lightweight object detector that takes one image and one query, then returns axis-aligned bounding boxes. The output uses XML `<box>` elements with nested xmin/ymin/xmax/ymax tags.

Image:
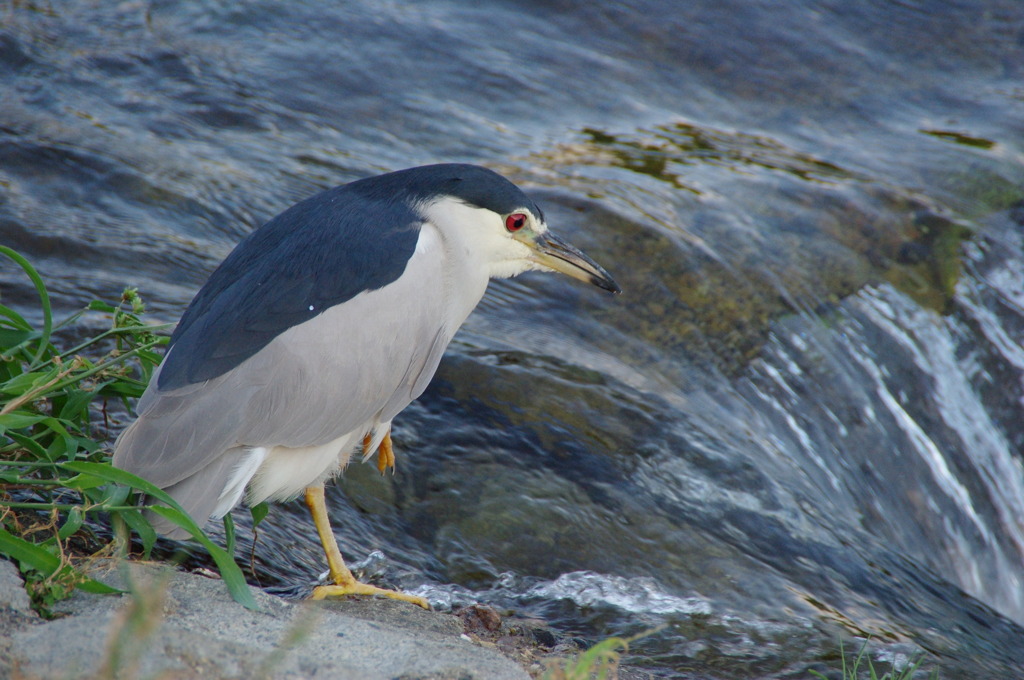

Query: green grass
<box><xmin>541</xmin><ymin>634</ymin><xmax>631</xmax><ymax>680</ymax></box>
<box><xmin>539</xmin><ymin>632</ymin><xmax>936</xmax><ymax>680</ymax></box>
<box><xmin>811</xmin><ymin>638</ymin><xmax>936</xmax><ymax>680</ymax></box>
<box><xmin>541</xmin><ymin>627</ymin><xmax>664</xmax><ymax>680</ymax></box>
<box><xmin>0</xmin><ymin>246</ymin><xmax>257</xmax><ymax>613</ymax></box>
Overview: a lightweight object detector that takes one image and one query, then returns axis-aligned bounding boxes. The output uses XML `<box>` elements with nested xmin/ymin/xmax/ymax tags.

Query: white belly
<box><xmin>250</xmin><ymin>431</ymin><xmax>361</xmax><ymax>504</ymax></box>
<box><xmin>209</xmin><ymin>430</ymin><xmax>362</xmax><ymax>519</ymax></box>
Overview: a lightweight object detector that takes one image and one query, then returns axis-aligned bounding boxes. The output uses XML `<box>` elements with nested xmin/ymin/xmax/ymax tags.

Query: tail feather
<box><xmin>142</xmin><ymin>447</ymin><xmax>249</xmax><ymax>539</ymax></box>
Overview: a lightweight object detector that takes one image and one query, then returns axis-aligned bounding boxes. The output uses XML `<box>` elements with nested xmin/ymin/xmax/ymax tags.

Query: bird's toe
<box><xmin>311</xmin><ymin>582</ymin><xmax>430</xmax><ymax>609</ymax></box>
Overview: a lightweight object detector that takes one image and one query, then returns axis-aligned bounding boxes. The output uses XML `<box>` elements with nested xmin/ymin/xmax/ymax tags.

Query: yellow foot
<box><xmin>363</xmin><ymin>429</ymin><xmax>396</xmax><ymax>474</ymax></box>
<box><xmin>376</xmin><ymin>430</ymin><xmax>395</xmax><ymax>474</ymax></box>
<box><xmin>311</xmin><ymin>582</ymin><xmax>430</xmax><ymax>609</ymax></box>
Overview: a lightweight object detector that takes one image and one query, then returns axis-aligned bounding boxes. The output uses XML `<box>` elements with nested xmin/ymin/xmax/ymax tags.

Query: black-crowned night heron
<box><xmin>113</xmin><ymin>163</ymin><xmax>619</xmax><ymax>608</ymax></box>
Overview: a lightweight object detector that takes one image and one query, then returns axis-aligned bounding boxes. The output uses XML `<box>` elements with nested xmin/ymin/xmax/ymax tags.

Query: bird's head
<box><xmin>401</xmin><ymin>164</ymin><xmax>621</xmax><ymax>294</ymax></box>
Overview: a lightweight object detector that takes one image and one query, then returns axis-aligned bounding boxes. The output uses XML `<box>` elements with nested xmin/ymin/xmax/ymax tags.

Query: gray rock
<box><xmin>0</xmin><ymin>559</ymin><xmax>33</xmax><ymax>615</ymax></box>
<box><xmin>1</xmin><ymin>560</ymin><xmax>530</xmax><ymax>680</ymax></box>
<box><xmin>0</xmin><ymin>559</ymin><xmax>40</xmax><ymax>680</ymax></box>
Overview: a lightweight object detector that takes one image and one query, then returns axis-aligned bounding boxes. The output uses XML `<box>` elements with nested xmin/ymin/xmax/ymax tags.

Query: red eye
<box><xmin>505</xmin><ymin>213</ymin><xmax>527</xmax><ymax>232</ymax></box>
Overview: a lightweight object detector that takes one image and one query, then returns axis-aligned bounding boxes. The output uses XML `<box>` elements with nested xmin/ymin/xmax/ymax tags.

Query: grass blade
<box><xmin>148</xmin><ymin>506</ymin><xmax>258</xmax><ymax>611</ymax></box>
<box><xmin>117</xmin><ymin>509</ymin><xmax>157</xmax><ymax>558</ymax></box>
<box><xmin>0</xmin><ymin>527</ymin><xmax>61</xmax><ymax>575</ymax></box>
<box><xmin>0</xmin><ymin>246</ymin><xmax>52</xmax><ymax>367</ymax></box>
<box><xmin>61</xmin><ymin>462</ymin><xmax>259</xmax><ymax>611</ymax></box>
<box><xmin>223</xmin><ymin>512</ymin><xmax>236</xmax><ymax>556</ymax></box>
<box><xmin>0</xmin><ymin>527</ymin><xmax>123</xmax><ymax>595</ymax></box>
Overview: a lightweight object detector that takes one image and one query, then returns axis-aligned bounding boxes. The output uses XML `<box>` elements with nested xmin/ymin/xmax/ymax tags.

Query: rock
<box><xmin>0</xmin><ymin>559</ymin><xmax>33</xmax><ymax>615</ymax></box>
<box><xmin>0</xmin><ymin>559</ymin><xmax>39</xmax><ymax>678</ymax></box>
<box><xmin>457</xmin><ymin>604</ymin><xmax>503</xmax><ymax>633</ymax></box>
<box><xmin>0</xmin><ymin>560</ymin><xmax>530</xmax><ymax>680</ymax></box>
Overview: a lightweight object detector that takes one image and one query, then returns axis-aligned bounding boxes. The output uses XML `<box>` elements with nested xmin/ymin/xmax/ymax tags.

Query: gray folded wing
<box><xmin>113</xmin><ymin>224</ymin><xmax>454</xmax><ymax>529</ymax></box>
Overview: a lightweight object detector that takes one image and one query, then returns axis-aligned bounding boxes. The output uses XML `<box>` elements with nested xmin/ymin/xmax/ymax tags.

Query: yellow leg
<box><xmin>303</xmin><ymin>485</ymin><xmax>428</xmax><ymax>609</ymax></box>
<box><xmin>362</xmin><ymin>428</ymin><xmax>396</xmax><ymax>474</ymax></box>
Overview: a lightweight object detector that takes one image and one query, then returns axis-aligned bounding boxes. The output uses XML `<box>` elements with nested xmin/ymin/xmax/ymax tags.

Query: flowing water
<box><xmin>3</xmin><ymin>1</ymin><xmax>1024</xmax><ymax>677</ymax></box>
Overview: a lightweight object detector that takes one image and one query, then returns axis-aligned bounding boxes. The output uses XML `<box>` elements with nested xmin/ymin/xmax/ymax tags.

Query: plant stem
<box><xmin>55</xmin><ymin>323</ymin><xmax>172</xmax><ymax>363</ymax></box>
<box><xmin>2</xmin><ymin>341</ymin><xmax>163</xmax><ymax>415</ymax></box>
<box><xmin>0</xmin><ymin>366</ymin><xmax>74</xmax><ymax>416</ymax></box>
<box><xmin>0</xmin><ymin>502</ymin><xmax>139</xmax><ymax>512</ymax></box>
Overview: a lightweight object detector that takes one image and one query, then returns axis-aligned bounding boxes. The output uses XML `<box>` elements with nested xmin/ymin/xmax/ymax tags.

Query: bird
<box><xmin>113</xmin><ymin>163</ymin><xmax>620</xmax><ymax>608</ymax></box>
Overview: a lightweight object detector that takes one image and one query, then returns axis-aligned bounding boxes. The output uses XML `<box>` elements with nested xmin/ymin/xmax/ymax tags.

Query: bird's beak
<box><xmin>523</xmin><ymin>231</ymin><xmax>622</xmax><ymax>294</ymax></box>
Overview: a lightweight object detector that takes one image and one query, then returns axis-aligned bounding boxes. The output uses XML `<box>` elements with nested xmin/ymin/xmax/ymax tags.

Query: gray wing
<box><xmin>158</xmin><ymin>182</ymin><xmax>421</xmax><ymax>391</ymax></box>
<box><xmin>113</xmin><ymin>225</ymin><xmax>454</xmax><ymax>491</ymax></box>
